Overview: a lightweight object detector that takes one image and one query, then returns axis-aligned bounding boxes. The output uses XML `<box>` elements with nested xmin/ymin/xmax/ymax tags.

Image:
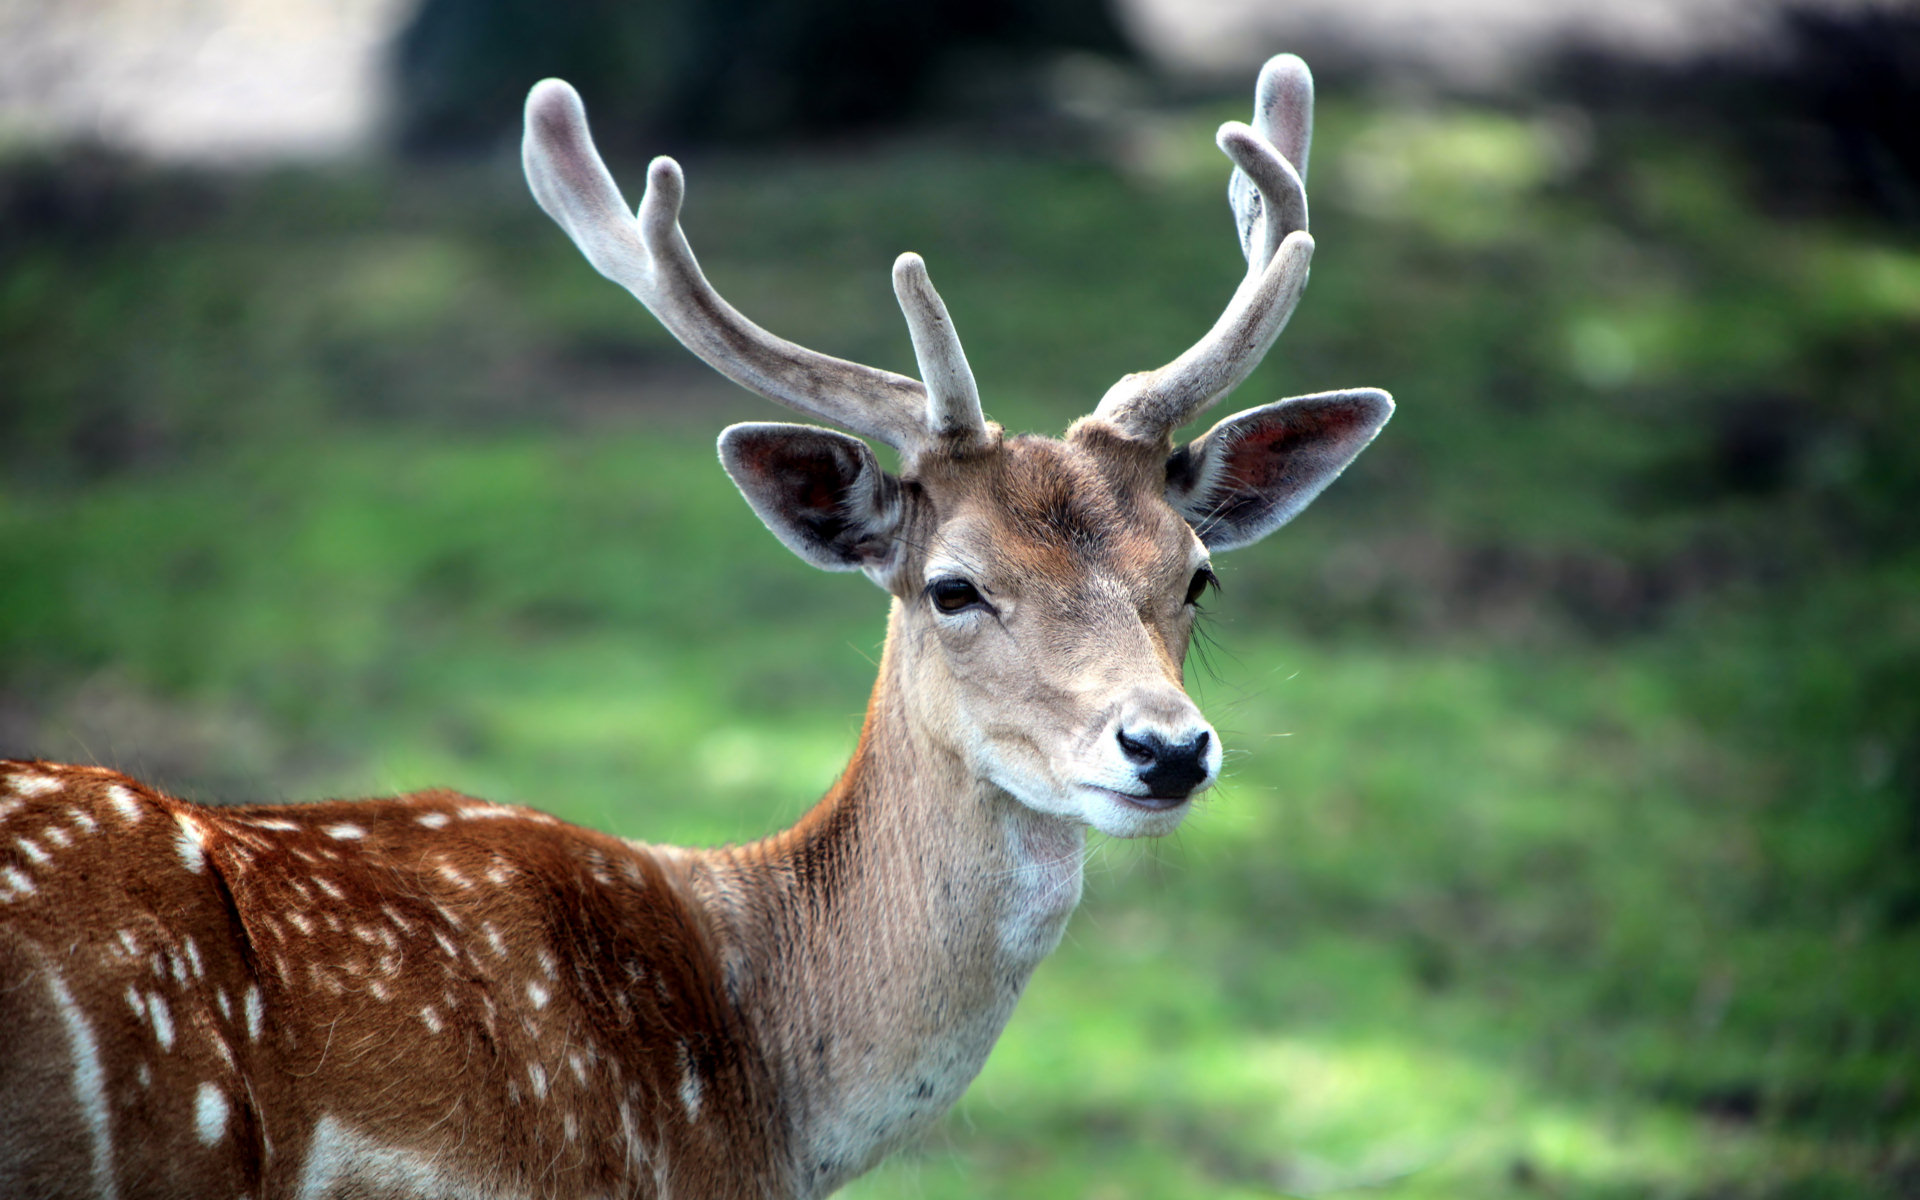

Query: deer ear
<box><xmin>1166</xmin><ymin>388</ymin><xmax>1393</xmax><ymax>551</ymax></box>
<box><xmin>719</xmin><ymin>423</ymin><xmax>906</xmax><ymax>578</ymax></box>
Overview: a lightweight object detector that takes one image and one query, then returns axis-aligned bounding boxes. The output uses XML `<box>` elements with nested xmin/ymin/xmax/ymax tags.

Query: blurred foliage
<box><xmin>3</xmin><ymin>57</ymin><xmax>1920</xmax><ymax>1200</ymax></box>
<box><xmin>390</xmin><ymin>0</ymin><xmax>1131</xmax><ymax>153</ymax></box>
<box><xmin>1540</xmin><ymin>5</ymin><xmax>1920</xmax><ymax>225</ymax></box>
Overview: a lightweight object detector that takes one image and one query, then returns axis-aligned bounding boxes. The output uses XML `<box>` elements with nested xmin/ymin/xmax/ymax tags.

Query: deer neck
<box><xmin>685</xmin><ymin>604</ymin><xmax>1086</xmax><ymax>1195</ymax></box>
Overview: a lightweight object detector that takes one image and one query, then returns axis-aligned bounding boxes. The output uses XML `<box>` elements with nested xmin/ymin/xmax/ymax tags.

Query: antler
<box><xmin>1092</xmin><ymin>54</ymin><xmax>1318</xmax><ymax>444</ymax></box>
<box><xmin>523</xmin><ymin>79</ymin><xmax>989</xmax><ymax>454</ymax></box>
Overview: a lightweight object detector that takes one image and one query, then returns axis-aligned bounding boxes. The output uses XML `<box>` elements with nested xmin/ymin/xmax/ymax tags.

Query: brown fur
<box><xmin>0</xmin><ymin>429</ymin><xmax>1231</xmax><ymax>1200</ymax></box>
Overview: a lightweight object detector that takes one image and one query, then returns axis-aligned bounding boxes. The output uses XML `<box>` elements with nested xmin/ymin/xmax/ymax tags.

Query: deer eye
<box><xmin>929</xmin><ymin>578</ymin><xmax>985</xmax><ymax>614</ymax></box>
<box><xmin>1184</xmin><ymin>566</ymin><xmax>1218</xmax><ymax>607</ymax></box>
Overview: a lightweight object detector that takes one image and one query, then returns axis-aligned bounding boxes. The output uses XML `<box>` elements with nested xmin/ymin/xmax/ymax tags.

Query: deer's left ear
<box><xmin>719</xmin><ymin>422</ymin><xmax>908</xmax><ymax>583</ymax></box>
<box><xmin>1166</xmin><ymin>388</ymin><xmax>1393</xmax><ymax>551</ymax></box>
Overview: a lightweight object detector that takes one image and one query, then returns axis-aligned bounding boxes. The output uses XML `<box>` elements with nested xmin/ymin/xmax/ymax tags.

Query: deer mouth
<box><xmin>1084</xmin><ymin>785</ymin><xmax>1192</xmax><ymax>813</ymax></box>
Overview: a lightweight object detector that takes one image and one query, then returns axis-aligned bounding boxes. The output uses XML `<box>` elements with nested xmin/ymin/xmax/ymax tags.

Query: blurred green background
<box><xmin>3</xmin><ymin>2</ymin><xmax>1918</xmax><ymax>1196</ymax></box>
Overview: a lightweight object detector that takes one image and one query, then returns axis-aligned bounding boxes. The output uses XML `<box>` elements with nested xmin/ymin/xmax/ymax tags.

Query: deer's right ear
<box><xmin>719</xmin><ymin>423</ymin><xmax>907</xmax><ymax>579</ymax></box>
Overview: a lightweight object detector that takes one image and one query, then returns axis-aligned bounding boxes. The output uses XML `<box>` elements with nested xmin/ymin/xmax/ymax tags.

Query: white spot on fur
<box><xmin>483</xmin><ymin>923</ymin><xmax>506</xmax><ymax>959</ymax></box>
<box><xmin>216</xmin><ymin>988</ymin><xmax>232</xmax><ymax>1020</ymax></box>
<box><xmin>125</xmin><ymin>985</ymin><xmax>145</xmax><ymax>1019</ymax></box>
<box><xmin>568</xmin><ymin>1051</ymin><xmax>587</xmax><ymax>1085</ymax></box>
<box><xmin>432</xmin><ymin>930</ymin><xmax>458</xmax><ymax>958</ymax></box>
<box><xmin>47</xmin><ymin>971</ymin><xmax>121</xmax><ymax>1200</ymax></box>
<box><xmin>149</xmin><ymin>993</ymin><xmax>175</xmax><ymax>1050</ymax></box>
<box><xmin>457</xmin><ymin>805</ymin><xmax>515</xmax><ymax>821</ymax></box>
<box><xmin>0</xmin><ymin>864</ymin><xmax>34</xmax><ymax>899</ymax></box>
<box><xmin>536</xmin><ymin>947</ymin><xmax>557</xmax><ymax>979</ymax></box>
<box><xmin>485</xmin><ymin>863</ymin><xmax>512</xmax><ymax>886</ymax></box>
<box><xmin>195</xmin><ymin>1082</ymin><xmax>229</xmax><ymax>1144</ymax></box>
<box><xmin>15</xmin><ymin>836</ymin><xmax>49</xmax><ymax>864</ymax></box>
<box><xmin>250</xmin><ymin>818</ymin><xmax>300</xmax><ymax>832</ymax></box>
<box><xmin>528</xmin><ymin>1062</ymin><xmax>548</xmax><ymax>1100</ymax></box>
<box><xmin>136</xmin><ymin>1062</ymin><xmax>152</xmax><ymax>1088</ymax></box>
<box><xmin>45</xmin><ymin>825</ymin><xmax>72</xmax><ymax>848</ymax></box>
<box><xmin>8</xmin><ymin>772</ymin><xmax>60</xmax><ymax>797</ymax></box>
<box><xmin>313</xmin><ymin>877</ymin><xmax>344</xmax><ymax>901</ymax></box>
<box><xmin>174</xmin><ymin>815</ymin><xmax>206</xmax><ymax>873</ymax></box>
<box><xmin>324</xmin><ymin>823</ymin><xmax>364</xmax><ymax>841</ymax></box>
<box><xmin>420</xmin><ymin>1006</ymin><xmax>442</xmax><ymax>1034</ymax></box>
<box><xmin>245</xmin><ymin>986</ymin><xmax>264</xmax><ymax>1042</ymax></box>
<box><xmin>563</xmin><ymin>1112</ymin><xmax>577</xmax><ymax>1142</ymax></box>
<box><xmin>184</xmin><ymin>937</ymin><xmax>204</xmax><ymax>978</ymax></box>
<box><xmin>526</xmin><ymin>981</ymin><xmax>549</xmax><ymax>1009</ymax></box>
<box><xmin>296</xmin><ymin>1114</ymin><xmax>496</xmax><ymax>1196</ymax></box>
<box><xmin>434</xmin><ymin>862</ymin><xmax>471</xmax><ymax>889</ymax></box>
<box><xmin>107</xmin><ymin>785</ymin><xmax>142</xmax><ymax>823</ymax></box>
<box><xmin>288</xmin><ymin>912</ymin><xmax>314</xmax><ymax>936</ymax></box>
<box><xmin>679</xmin><ymin>1046</ymin><xmax>704</xmax><ymax>1121</ymax></box>
<box><xmin>69</xmin><ymin>807</ymin><xmax>98</xmax><ymax>833</ymax></box>
<box><xmin>369</xmin><ymin>979</ymin><xmax>391</xmax><ymax>1002</ymax></box>
<box><xmin>415</xmin><ymin>811</ymin><xmax>449</xmax><ymax>829</ymax></box>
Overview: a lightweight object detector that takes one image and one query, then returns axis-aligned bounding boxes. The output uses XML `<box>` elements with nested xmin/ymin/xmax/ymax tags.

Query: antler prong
<box><xmin>524</xmin><ymin>78</ymin><xmax>989</xmax><ymax>454</ymax></box>
<box><xmin>1092</xmin><ymin>54</ymin><xmax>1322</xmax><ymax>444</ymax></box>
<box><xmin>1219</xmin><ymin>122</ymin><xmax>1307</xmax><ymax>271</ymax></box>
<box><xmin>1252</xmin><ymin>53</ymin><xmax>1313</xmax><ymax>183</ymax></box>
<box><xmin>892</xmin><ymin>253</ymin><xmax>987</xmax><ymax>448</ymax></box>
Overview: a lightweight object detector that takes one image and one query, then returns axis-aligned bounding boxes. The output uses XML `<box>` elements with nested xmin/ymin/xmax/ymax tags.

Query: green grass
<box><xmin>3</xmin><ymin>93</ymin><xmax>1917</xmax><ymax>1196</ymax></box>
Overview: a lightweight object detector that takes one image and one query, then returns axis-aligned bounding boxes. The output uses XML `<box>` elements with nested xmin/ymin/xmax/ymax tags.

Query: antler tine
<box><xmin>892</xmin><ymin>253</ymin><xmax>989</xmax><ymax>449</ymax></box>
<box><xmin>1093</xmin><ymin>54</ymin><xmax>1318</xmax><ymax>444</ymax></box>
<box><xmin>523</xmin><ymin>78</ymin><xmax>932</xmax><ymax>452</ymax></box>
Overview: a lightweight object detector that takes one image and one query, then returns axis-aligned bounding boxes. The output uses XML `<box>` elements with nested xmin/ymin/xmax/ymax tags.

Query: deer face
<box><xmin>895</xmin><ymin>432</ymin><xmax>1217</xmax><ymax>837</ymax></box>
<box><xmin>719</xmin><ymin>395</ymin><xmax>1390</xmax><ymax>838</ymax></box>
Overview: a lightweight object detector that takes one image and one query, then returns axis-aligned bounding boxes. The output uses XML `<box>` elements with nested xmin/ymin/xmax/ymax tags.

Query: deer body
<box><xmin>3</xmin><ymin>54</ymin><xmax>1392</xmax><ymax>1199</ymax></box>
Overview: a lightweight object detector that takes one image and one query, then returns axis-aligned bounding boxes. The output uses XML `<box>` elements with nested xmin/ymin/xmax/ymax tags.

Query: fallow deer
<box><xmin>0</xmin><ymin>54</ymin><xmax>1390</xmax><ymax>1199</ymax></box>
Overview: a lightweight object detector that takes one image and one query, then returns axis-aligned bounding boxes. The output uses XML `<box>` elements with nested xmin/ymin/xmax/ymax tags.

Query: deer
<box><xmin>0</xmin><ymin>53</ymin><xmax>1390</xmax><ymax>1200</ymax></box>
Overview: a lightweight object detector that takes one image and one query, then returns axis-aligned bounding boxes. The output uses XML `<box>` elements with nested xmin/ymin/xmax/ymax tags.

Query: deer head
<box><xmin>523</xmin><ymin>56</ymin><xmax>1391</xmax><ymax>841</ymax></box>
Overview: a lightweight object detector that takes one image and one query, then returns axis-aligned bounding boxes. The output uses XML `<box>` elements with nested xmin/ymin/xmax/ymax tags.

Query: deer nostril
<box><xmin>1118</xmin><ymin>728</ymin><xmax>1212</xmax><ymax>799</ymax></box>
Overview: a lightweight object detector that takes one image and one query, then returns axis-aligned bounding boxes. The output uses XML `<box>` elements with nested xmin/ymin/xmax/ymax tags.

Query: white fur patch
<box><xmin>295</xmin><ymin>1116</ymin><xmax>496</xmax><ymax>1199</ymax></box>
<box><xmin>48</xmin><ymin>971</ymin><xmax>121</xmax><ymax>1200</ymax></box>
<box><xmin>173</xmin><ymin>815</ymin><xmax>206</xmax><ymax>873</ymax></box>
<box><xmin>324</xmin><ymin>823</ymin><xmax>365</xmax><ymax>841</ymax></box>
<box><xmin>679</xmin><ymin>1048</ymin><xmax>704</xmax><ymax>1121</ymax></box>
<box><xmin>8</xmin><ymin>772</ymin><xmax>60</xmax><ymax>797</ymax></box>
<box><xmin>0</xmin><ymin>864</ymin><xmax>35</xmax><ymax>900</ymax></box>
<box><xmin>195</xmin><ymin>1082</ymin><xmax>230</xmax><ymax>1144</ymax></box>
<box><xmin>148</xmin><ymin>993</ymin><xmax>175</xmax><ymax>1050</ymax></box>
<box><xmin>107</xmin><ymin>785</ymin><xmax>142</xmax><ymax>823</ymax></box>
<box><xmin>415</xmin><ymin>812</ymin><xmax>449</xmax><ymax>829</ymax></box>
<box><xmin>244</xmin><ymin>986</ymin><xmax>264</xmax><ymax>1042</ymax></box>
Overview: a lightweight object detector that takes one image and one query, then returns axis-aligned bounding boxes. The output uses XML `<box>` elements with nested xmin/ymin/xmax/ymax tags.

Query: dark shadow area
<box><xmin>389</xmin><ymin>0</ymin><xmax>1133</xmax><ymax>154</ymax></box>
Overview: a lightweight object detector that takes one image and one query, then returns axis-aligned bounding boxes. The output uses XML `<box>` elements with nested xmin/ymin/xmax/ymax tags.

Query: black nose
<box><xmin>1116</xmin><ymin>728</ymin><xmax>1212</xmax><ymax>799</ymax></box>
